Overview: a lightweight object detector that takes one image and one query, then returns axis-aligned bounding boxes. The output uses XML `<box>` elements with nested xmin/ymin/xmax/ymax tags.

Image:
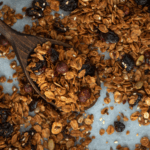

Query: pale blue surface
<box><xmin>0</xmin><ymin>1</ymin><xmax>146</xmax><ymax>150</ymax></box>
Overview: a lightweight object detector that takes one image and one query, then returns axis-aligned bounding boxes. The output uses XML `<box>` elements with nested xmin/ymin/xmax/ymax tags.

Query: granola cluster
<box><xmin>0</xmin><ymin>0</ymin><xmax>150</xmax><ymax>149</ymax></box>
<box><xmin>26</xmin><ymin>41</ymin><xmax>101</xmax><ymax>112</ymax></box>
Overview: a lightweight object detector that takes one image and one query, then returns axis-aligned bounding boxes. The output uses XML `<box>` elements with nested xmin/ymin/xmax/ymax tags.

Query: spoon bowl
<box><xmin>0</xmin><ymin>19</ymin><xmax>100</xmax><ymax>112</ymax></box>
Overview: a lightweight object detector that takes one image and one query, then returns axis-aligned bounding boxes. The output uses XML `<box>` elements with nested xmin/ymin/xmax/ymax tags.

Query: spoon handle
<box><xmin>0</xmin><ymin>19</ymin><xmax>16</xmax><ymax>43</ymax></box>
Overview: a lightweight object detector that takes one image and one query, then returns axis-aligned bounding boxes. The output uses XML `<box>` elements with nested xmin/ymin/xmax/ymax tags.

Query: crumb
<box><xmin>110</xmin><ymin>106</ymin><xmax>114</xmax><ymax>110</ymax></box>
<box><xmin>126</xmin><ymin>130</ymin><xmax>130</xmax><ymax>135</ymax></box>
<box><xmin>123</xmin><ymin>116</ymin><xmax>129</xmax><ymax>122</ymax></box>
<box><xmin>92</xmin><ymin>136</ymin><xmax>95</xmax><ymax>139</ymax></box>
<box><xmin>0</xmin><ymin>76</ymin><xmax>6</xmax><ymax>83</ymax></box>
<box><xmin>106</xmin><ymin>141</ymin><xmax>108</xmax><ymax>144</ymax></box>
<box><xmin>117</xmin><ymin>115</ymin><xmax>121</xmax><ymax>121</ymax></box>
<box><xmin>7</xmin><ymin>79</ymin><xmax>13</xmax><ymax>83</ymax></box>
<box><xmin>136</xmin><ymin>133</ymin><xmax>139</xmax><ymax>136</ymax></box>
<box><xmin>114</xmin><ymin>140</ymin><xmax>118</xmax><ymax>144</ymax></box>
<box><xmin>99</xmin><ymin>118</ymin><xmax>102</xmax><ymax>121</ymax></box>
<box><xmin>102</xmin><ymin>120</ymin><xmax>105</xmax><ymax>124</ymax></box>
<box><xmin>101</xmin><ymin>107</ymin><xmax>109</xmax><ymax>115</ymax></box>
<box><xmin>99</xmin><ymin>129</ymin><xmax>105</xmax><ymax>136</ymax></box>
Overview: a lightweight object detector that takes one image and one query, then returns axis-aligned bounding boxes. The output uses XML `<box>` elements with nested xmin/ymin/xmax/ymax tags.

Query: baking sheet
<box><xmin>0</xmin><ymin>0</ymin><xmax>148</xmax><ymax>150</ymax></box>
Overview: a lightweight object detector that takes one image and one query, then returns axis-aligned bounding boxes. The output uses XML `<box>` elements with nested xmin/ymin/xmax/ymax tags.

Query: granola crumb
<box><xmin>99</xmin><ymin>129</ymin><xmax>105</xmax><ymax>136</ymax></box>
<box><xmin>126</xmin><ymin>130</ymin><xmax>130</xmax><ymax>135</ymax></box>
<box><xmin>7</xmin><ymin>79</ymin><xmax>13</xmax><ymax>83</ymax></box>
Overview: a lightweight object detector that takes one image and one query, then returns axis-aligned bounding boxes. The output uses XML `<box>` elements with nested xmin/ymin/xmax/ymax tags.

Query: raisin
<box><xmin>121</xmin><ymin>54</ymin><xmax>135</xmax><ymax>72</ymax></box>
<box><xmin>32</xmin><ymin>59</ymin><xmax>46</xmax><ymax>71</ymax></box>
<box><xmin>80</xmin><ymin>63</ymin><xmax>95</xmax><ymax>76</ymax></box>
<box><xmin>114</xmin><ymin>121</ymin><xmax>125</xmax><ymax>132</ymax></box>
<box><xmin>56</xmin><ymin>61</ymin><xmax>68</xmax><ymax>73</ymax></box>
<box><xmin>24</xmin><ymin>84</ymin><xmax>33</xmax><ymax>93</ymax></box>
<box><xmin>32</xmin><ymin>0</ymin><xmax>47</xmax><ymax>9</ymax></box>
<box><xmin>28</xmin><ymin>128</ymin><xmax>36</xmax><ymax>136</ymax></box>
<box><xmin>59</xmin><ymin>0</ymin><xmax>78</xmax><ymax>11</ymax></box>
<box><xmin>26</xmin><ymin>7</ymin><xmax>43</xmax><ymax>18</ymax></box>
<box><xmin>0</xmin><ymin>35</ymin><xmax>9</xmax><ymax>46</ymax></box>
<box><xmin>134</xmin><ymin>0</ymin><xmax>148</xmax><ymax>5</ymax></box>
<box><xmin>132</xmin><ymin>93</ymin><xmax>142</xmax><ymax>106</ymax></box>
<box><xmin>19</xmin><ymin>132</ymin><xmax>30</xmax><ymax>148</ymax></box>
<box><xmin>1</xmin><ymin>122</ymin><xmax>14</xmax><ymax>138</ymax></box>
<box><xmin>0</xmin><ymin>108</ymin><xmax>10</xmax><ymax>123</ymax></box>
<box><xmin>145</xmin><ymin>69</ymin><xmax>149</xmax><ymax>74</ymax></box>
<box><xmin>53</xmin><ymin>21</ymin><xmax>68</xmax><ymax>33</ymax></box>
<box><xmin>78</xmin><ymin>87</ymin><xmax>91</xmax><ymax>103</ymax></box>
<box><xmin>28</xmin><ymin>100</ymin><xmax>37</xmax><ymax>112</ymax></box>
<box><xmin>35</xmin><ymin>66</ymin><xmax>46</xmax><ymax>75</ymax></box>
<box><xmin>100</xmin><ymin>30</ymin><xmax>119</xmax><ymax>44</ymax></box>
<box><xmin>31</xmin><ymin>144</ymin><xmax>37</xmax><ymax>150</ymax></box>
<box><xmin>49</xmin><ymin>48</ymin><xmax>59</xmax><ymax>63</ymax></box>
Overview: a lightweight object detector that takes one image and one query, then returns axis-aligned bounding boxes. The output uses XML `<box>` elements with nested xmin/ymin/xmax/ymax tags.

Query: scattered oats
<box><xmin>114</xmin><ymin>140</ymin><xmax>118</xmax><ymax>144</ymax></box>
<box><xmin>99</xmin><ymin>118</ymin><xmax>102</xmax><ymax>121</ymax></box>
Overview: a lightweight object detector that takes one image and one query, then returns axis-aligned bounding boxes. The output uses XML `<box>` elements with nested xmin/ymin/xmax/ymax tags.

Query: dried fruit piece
<box><xmin>78</xmin><ymin>87</ymin><xmax>91</xmax><ymax>103</ymax></box>
<box><xmin>100</xmin><ymin>31</ymin><xmax>119</xmax><ymax>44</ymax></box>
<box><xmin>80</xmin><ymin>63</ymin><xmax>95</xmax><ymax>76</ymax></box>
<box><xmin>49</xmin><ymin>48</ymin><xmax>59</xmax><ymax>63</ymax></box>
<box><xmin>0</xmin><ymin>35</ymin><xmax>9</xmax><ymax>46</ymax></box>
<box><xmin>26</xmin><ymin>7</ymin><xmax>43</xmax><ymax>18</ymax></box>
<box><xmin>53</xmin><ymin>20</ymin><xmax>68</xmax><ymax>33</ymax></box>
<box><xmin>114</xmin><ymin>121</ymin><xmax>125</xmax><ymax>132</ymax></box>
<box><xmin>121</xmin><ymin>54</ymin><xmax>135</xmax><ymax>72</ymax></box>
<box><xmin>132</xmin><ymin>93</ymin><xmax>142</xmax><ymax>106</ymax></box>
<box><xmin>134</xmin><ymin>0</ymin><xmax>148</xmax><ymax>5</ymax></box>
<box><xmin>24</xmin><ymin>84</ymin><xmax>33</xmax><ymax>93</ymax></box>
<box><xmin>56</xmin><ymin>61</ymin><xmax>68</xmax><ymax>73</ymax></box>
<box><xmin>59</xmin><ymin>0</ymin><xmax>78</xmax><ymax>11</ymax></box>
<box><xmin>28</xmin><ymin>100</ymin><xmax>37</xmax><ymax>111</ymax></box>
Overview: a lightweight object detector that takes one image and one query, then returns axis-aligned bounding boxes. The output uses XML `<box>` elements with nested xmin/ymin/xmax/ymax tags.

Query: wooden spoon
<box><xmin>0</xmin><ymin>19</ymin><xmax>72</xmax><ymax>111</ymax></box>
<box><xmin>0</xmin><ymin>19</ymin><xmax>101</xmax><ymax>112</ymax></box>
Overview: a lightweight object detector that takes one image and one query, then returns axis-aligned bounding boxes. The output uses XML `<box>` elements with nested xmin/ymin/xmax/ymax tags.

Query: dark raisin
<box><xmin>35</xmin><ymin>66</ymin><xmax>46</xmax><ymax>75</ymax></box>
<box><xmin>78</xmin><ymin>87</ymin><xmax>91</xmax><ymax>103</ymax></box>
<box><xmin>132</xmin><ymin>93</ymin><xmax>142</xmax><ymax>106</ymax></box>
<box><xmin>134</xmin><ymin>0</ymin><xmax>148</xmax><ymax>5</ymax></box>
<box><xmin>31</xmin><ymin>144</ymin><xmax>37</xmax><ymax>150</ymax></box>
<box><xmin>26</xmin><ymin>7</ymin><xmax>43</xmax><ymax>18</ymax></box>
<box><xmin>1</xmin><ymin>122</ymin><xmax>14</xmax><ymax>138</ymax></box>
<box><xmin>145</xmin><ymin>69</ymin><xmax>149</xmax><ymax>74</ymax></box>
<box><xmin>59</xmin><ymin>0</ymin><xmax>78</xmax><ymax>11</ymax></box>
<box><xmin>28</xmin><ymin>100</ymin><xmax>37</xmax><ymax>112</ymax></box>
<box><xmin>56</xmin><ymin>61</ymin><xmax>68</xmax><ymax>73</ymax></box>
<box><xmin>0</xmin><ymin>2</ymin><xmax>3</xmax><ymax>6</ymax></box>
<box><xmin>100</xmin><ymin>31</ymin><xmax>119</xmax><ymax>44</ymax></box>
<box><xmin>148</xmin><ymin>6</ymin><xmax>150</xmax><ymax>13</ymax></box>
<box><xmin>114</xmin><ymin>121</ymin><xmax>125</xmax><ymax>132</ymax></box>
<box><xmin>49</xmin><ymin>48</ymin><xmax>59</xmax><ymax>63</ymax></box>
<box><xmin>121</xmin><ymin>54</ymin><xmax>135</xmax><ymax>72</ymax></box>
<box><xmin>19</xmin><ymin>132</ymin><xmax>30</xmax><ymax>148</ymax></box>
<box><xmin>53</xmin><ymin>20</ymin><xmax>68</xmax><ymax>33</ymax></box>
<box><xmin>0</xmin><ymin>108</ymin><xmax>10</xmax><ymax>123</ymax></box>
<box><xmin>32</xmin><ymin>0</ymin><xmax>47</xmax><ymax>9</ymax></box>
<box><xmin>80</xmin><ymin>63</ymin><xmax>95</xmax><ymax>76</ymax></box>
<box><xmin>24</xmin><ymin>84</ymin><xmax>33</xmax><ymax>93</ymax></box>
<box><xmin>32</xmin><ymin>60</ymin><xmax>46</xmax><ymax>71</ymax></box>
<box><xmin>0</xmin><ymin>35</ymin><xmax>9</xmax><ymax>46</ymax></box>
<box><xmin>28</xmin><ymin>128</ymin><xmax>36</xmax><ymax>136</ymax></box>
